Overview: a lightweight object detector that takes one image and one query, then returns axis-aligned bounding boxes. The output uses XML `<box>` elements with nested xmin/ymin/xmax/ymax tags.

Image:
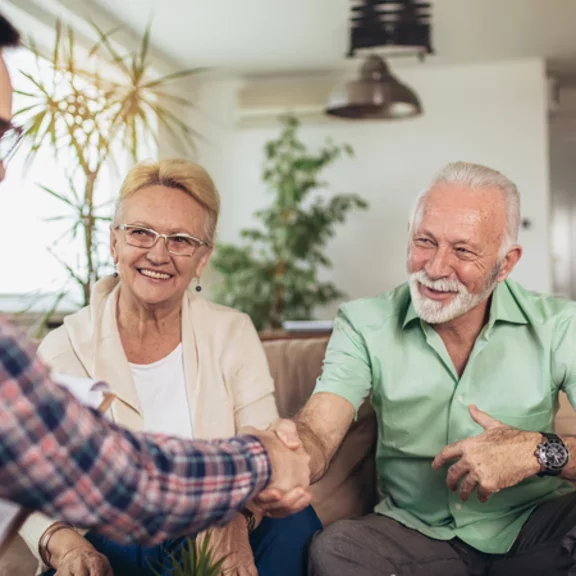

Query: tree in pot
<box><xmin>211</xmin><ymin>115</ymin><xmax>368</xmax><ymax>331</ymax></box>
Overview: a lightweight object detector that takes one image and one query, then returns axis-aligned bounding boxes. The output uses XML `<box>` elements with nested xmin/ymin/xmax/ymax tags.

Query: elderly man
<box><xmin>259</xmin><ymin>161</ymin><xmax>576</xmax><ymax>574</ymax></box>
<box><xmin>0</xmin><ymin>11</ymin><xmax>310</xmax><ymax>548</ymax></box>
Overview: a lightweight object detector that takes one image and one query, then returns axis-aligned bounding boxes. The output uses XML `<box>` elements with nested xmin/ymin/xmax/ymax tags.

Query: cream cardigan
<box><xmin>20</xmin><ymin>275</ymin><xmax>278</xmax><ymax>568</ymax></box>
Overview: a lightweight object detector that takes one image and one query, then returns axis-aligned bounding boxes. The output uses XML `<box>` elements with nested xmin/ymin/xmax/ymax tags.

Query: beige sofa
<box><xmin>2</xmin><ymin>335</ymin><xmax>575</xmax><ymax>575</ymax></box>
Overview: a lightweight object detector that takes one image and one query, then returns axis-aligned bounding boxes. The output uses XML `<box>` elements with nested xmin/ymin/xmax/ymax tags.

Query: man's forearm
<box><xmin>295</xmin><ymin>420</ymin><xmax>330</xmax><ymax>483</ymax></box>
<box><xmin>0</xmin><ymin>319</ymin><xmax>271</xmax><ymax>545</ymax></box>
<box><xmin>293</xmin><ymin>393</ymin><xmax>355</xmax><ymax>484</ymax></box>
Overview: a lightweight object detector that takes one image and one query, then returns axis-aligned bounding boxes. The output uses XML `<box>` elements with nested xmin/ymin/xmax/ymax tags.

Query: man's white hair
<box><xmin>409</xmin><ymin>161</ymin><xmax>521</xmax><ymax>258</ymax></box>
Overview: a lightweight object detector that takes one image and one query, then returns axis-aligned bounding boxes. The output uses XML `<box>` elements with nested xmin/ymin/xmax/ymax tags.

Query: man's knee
<box><xmin>308</xmin><ymin>519</ymin><xmax>359</xmax><ymax>574</ymax></box>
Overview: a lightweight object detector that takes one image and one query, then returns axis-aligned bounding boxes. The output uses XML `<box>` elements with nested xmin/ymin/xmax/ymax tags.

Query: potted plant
<box><xmin>211</xmin><ymin>115</ymin><xmax>368</xmax><ymax>330</ymax></box>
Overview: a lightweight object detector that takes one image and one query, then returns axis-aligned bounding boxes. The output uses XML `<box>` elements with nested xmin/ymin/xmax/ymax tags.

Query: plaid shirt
<box><xmin>0</xmin><ymin>317</ymin><xmax>271</xmax><ymax>545</ymax></box>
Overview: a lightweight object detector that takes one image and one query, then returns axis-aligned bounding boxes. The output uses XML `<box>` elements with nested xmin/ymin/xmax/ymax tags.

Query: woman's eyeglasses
<box><xmin>114</xmin><ymin>224</ymin><xmax>210</xmax><ymax>257</ymax></box>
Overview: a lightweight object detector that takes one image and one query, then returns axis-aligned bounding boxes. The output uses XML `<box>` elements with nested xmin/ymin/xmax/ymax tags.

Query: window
<box><xmin>0</xmin><ymin>46</ymin><xmax>143</xmax><ymax>313</ymax></box>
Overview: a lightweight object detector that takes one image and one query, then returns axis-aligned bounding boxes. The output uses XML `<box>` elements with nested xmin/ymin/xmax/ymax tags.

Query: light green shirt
<box><xmin>314</xmin><ymin>279</ymin><xmax>576</xmax><ymax>554</ymax></box>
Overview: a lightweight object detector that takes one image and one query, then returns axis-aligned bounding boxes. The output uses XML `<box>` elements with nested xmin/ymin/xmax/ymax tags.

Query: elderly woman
<box><xmin>20</xmin><ymin>158</ymin><xmax>320</xmax><ymax>576</ymax></box>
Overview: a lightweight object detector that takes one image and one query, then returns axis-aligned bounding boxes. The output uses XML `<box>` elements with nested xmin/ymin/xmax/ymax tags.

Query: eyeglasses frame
<box><xmin>114</xmin><ymin>224</ymin><xmax>211</xmax><ymax>257</ymax></box>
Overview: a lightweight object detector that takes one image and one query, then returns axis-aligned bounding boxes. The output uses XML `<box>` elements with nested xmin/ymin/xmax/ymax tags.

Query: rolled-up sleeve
<box><xmin>313</xmin><ymin>305</ymin><xmax>373</xmax><ymax>417</ymax></box>
<box><xmin>554</xmin><ymin>314</ymin><xmax>576</xmax><ymax>410</ymax></box>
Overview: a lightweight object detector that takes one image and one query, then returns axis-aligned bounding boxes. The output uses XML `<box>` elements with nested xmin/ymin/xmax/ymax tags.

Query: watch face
<box><xmin>545</xmin><ymin>441</ymin><xmax>569</xmax><ymax>470</ymax></box>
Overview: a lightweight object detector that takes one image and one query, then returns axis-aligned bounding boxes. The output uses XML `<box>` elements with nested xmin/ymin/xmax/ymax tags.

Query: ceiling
<box><xmin>9</xmin><ymin>0</ymin><xmax>576</xmax><ymax>75</ymax></box>
<box><xmin>88</xmin><ymin>0</ymin><xmax>576</xmax><ymax>74</ymax></box>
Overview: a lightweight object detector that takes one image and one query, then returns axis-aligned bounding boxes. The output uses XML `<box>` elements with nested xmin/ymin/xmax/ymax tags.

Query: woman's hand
<box><xmin>53</xmin><ymin>547</ymin><xmax>113</xmax><ymax>576</ymax></box>
<box><xmin>197</xmin><ymin>514</ymin><xmax>257</xmax><ymax>576</ymax></box>
<box><xmin>45</xmin><ymin>528</ymin><xmax>113</xmax><ymax>576</ymax></box>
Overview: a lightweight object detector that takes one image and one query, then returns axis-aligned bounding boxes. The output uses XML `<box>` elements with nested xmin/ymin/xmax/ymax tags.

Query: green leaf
<box><xmin>37</xmin><ymin>184</ymin><xmax>76</xmax><ymax>208</ymax></box>
<box><xmin>153</xmin><ymin>90</ymin><xmax>195</xmax><ymax>107</ymax></box>
<box><xmin>143</xmin><ymin>68</ymin><xmax>205</xmax><ymax>89</ymax></box>
<box><xmin>88</xmin><ymin>25</ymin><xmax>124</xmax><ymax>58</ymax></box>
<box><xmin>13</xmin><ymin>90</ymin><xmax>37</xmax><ymax>99</ymax></box>
<box><xmin>137</xmin><ymin>16</ymin><xmax>153</xmax><ymax>79</ymax></box>
<box><xmin>88</xmin><ymin>19</ymin><xmax>131</xmax><ymax>76</ymax></box>
<box><xmin>18</xmin><ymin>71</ymin><xmax>50</xmax><ymax>96</ymax></box>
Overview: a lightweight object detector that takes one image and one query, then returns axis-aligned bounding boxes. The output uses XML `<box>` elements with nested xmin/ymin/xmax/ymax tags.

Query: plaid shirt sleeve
<box><xmin>0</xmin><ymin>318</ymin><xmax>271</xmax><ymax>545</ymax></box>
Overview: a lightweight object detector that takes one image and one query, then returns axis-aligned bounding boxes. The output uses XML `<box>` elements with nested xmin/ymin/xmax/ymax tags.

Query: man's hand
<box><xmin>253</xmin><ymin>419</ymin><xmax>311</xmax><ymax>517</ymax></box>
<box><xmin>243</xmin><ymin>422</ymin><xmax>311</xmax><ymax>518</ymax></box>
<box><xmin>269</xmin><ymin>418</ymin><xmax>302</xmax><ymax>450</ymax></box>
<box><xmin>432</xmin><ymin>404</ymin><xmax>542</xmax><ymax>503</ymax></box>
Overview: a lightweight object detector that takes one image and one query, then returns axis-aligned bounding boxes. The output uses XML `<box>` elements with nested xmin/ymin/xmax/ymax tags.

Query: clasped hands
<box><xmin>432</xmin><ymin>404</ymin><xmax>542</xmax><ymax>503</ymax></box>
<box><xmin>242</xmin><ymin>419</ymin><xmax>312</xmax><ymax>518</ymax></box>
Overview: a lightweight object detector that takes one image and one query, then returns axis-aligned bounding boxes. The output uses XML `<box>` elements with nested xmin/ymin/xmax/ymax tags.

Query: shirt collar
<box><xmin>488</xmin><ymin>279</ymin><xmax>529</xmax><ymax>326</ymax></box>
<box><xmin>402</xmin><ymin>299</ymin><xmax>420</xmax><ymax>328</ymax></box>
<box><xmin>402</xmin><ymin>279</ymin><xmax>529</xmax><ymax>330</ymax></box>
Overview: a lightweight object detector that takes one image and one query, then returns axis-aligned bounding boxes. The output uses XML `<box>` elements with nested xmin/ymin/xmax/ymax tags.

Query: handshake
<box><xmin>242</xmin><ymin>420</ymin><xmax>312</xmax><ymax>518</ymax></box>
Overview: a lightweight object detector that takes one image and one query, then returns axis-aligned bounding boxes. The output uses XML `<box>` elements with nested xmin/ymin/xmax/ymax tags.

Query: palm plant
<box><xmin>14</xmin><ymin>19</ymin><xmax>201</xmax><ymax>310</ymax></box>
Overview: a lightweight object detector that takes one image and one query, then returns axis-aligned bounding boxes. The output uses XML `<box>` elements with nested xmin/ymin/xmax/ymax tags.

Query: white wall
<box><xmin>183</xmin><ymin>58</ymin><xmax>551</xmax><ymax>318</ymax></box>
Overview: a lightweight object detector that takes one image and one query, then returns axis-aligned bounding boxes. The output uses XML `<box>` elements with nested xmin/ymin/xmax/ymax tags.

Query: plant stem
<box><xmin>83</xmin><ymin>171</ymin><xmax>96</xmax><ymax>305</ymax></box>
<box><xmin>270</xmin><ymin>259</ymin><xmax>286</xmax><ymax>329</ymax></box>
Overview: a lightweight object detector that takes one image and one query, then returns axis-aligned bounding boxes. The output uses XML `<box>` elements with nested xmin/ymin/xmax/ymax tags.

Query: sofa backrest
<box><xmin>262</xmin><ymin>335</ymin><xmax>576</xmax><ymax>526</ymax></box>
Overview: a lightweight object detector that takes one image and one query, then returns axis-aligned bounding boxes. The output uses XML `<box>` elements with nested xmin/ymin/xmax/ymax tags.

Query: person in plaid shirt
<box><xmin>0</xmin><ymin>12</ymin><xmax>311</xmax><ymax>548</ymax></box>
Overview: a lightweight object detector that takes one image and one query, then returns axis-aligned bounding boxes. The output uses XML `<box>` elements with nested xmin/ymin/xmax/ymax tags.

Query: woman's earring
<box><xmin>112</xmin><ymin>265</ymin><xmax>119</xmax><ymax>278</ymax></box>
<box><xmin>195</xmin><ymin>279</ymin><xmax>202</xmax><ymax>292</ymax></box>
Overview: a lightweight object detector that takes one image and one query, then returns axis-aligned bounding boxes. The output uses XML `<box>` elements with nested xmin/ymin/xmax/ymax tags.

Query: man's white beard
<box><xmin>408</xmin><ymin>267</ymin><xmax>500</xmax><ymax>324</ymax></box>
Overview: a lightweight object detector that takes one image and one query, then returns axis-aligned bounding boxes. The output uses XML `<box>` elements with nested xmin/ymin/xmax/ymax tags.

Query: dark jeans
<box><xmin>44</xmin><ymin>505</ymin><xmax>321</xmax><ymax>576</ymax></box>
<box><xmin>309</xmin><ymin>493</ymin><xmax>576</xmax><ymax>575</ymax></box>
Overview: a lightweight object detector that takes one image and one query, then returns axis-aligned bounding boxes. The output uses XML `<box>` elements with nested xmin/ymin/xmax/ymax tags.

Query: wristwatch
<box><xmin>535</xmin><ymin>432</ymin><xmax>570</xmax><ymax>477</ymax></box>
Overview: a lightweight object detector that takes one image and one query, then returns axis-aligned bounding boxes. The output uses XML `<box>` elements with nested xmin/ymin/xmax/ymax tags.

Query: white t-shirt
<box><xmin>129</xmin><ymin>343</ymin><xmax>193</xmax><ymax>438</ymax></box>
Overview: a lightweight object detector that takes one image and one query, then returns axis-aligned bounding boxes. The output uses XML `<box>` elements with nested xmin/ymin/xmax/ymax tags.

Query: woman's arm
<box><xmin>227</xmin><ymin>314</ymin><xmax>279</xmax><ymax>431</ymax></box>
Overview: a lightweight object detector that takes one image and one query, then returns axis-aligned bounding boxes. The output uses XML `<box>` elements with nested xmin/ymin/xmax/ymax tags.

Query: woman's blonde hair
<box><xmin>114</xmin><ymin>158</ymin><xmax>220</xmax><ymax>244</ymax></box>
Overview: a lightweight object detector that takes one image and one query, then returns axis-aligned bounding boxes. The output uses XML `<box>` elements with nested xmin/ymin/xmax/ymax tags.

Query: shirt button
<box><xmin>457</xmin><ymin>395</ymin><xmax>464</xmax><ymax>403</ymax></box>
<box><xmin>455</xmin><ymin>503</ymin><xmax>463</xmax><ymax>511</ymax></box>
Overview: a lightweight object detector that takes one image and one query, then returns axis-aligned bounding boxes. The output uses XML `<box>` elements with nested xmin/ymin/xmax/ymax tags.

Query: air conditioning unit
<box><xmin>235</xmin><ymin>75</ymin><xmax>338</xmax><ymax>127</ymax></box>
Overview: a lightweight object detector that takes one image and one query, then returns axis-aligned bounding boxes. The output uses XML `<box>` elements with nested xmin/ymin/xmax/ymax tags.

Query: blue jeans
<box><xmin>44</xmin><ymin>506</ymin><xmax>321</xmax><ymax>576</ymax></box>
